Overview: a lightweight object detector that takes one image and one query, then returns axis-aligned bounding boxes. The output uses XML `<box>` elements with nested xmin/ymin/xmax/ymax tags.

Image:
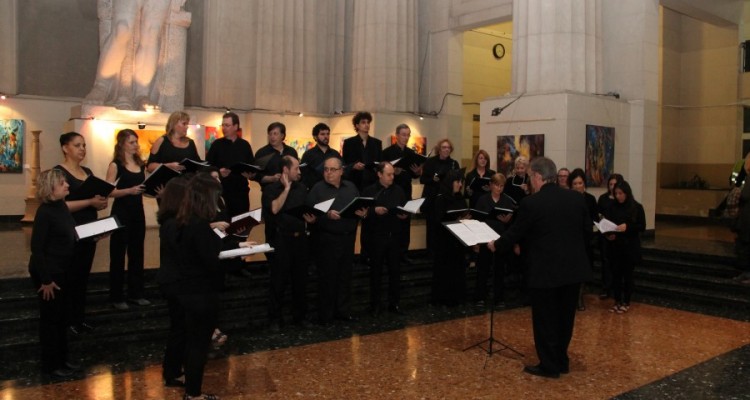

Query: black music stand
<box><xmin>463</xmin><ymin>293</ymin><xmax>524</xmax><ymax>359</ymax></box>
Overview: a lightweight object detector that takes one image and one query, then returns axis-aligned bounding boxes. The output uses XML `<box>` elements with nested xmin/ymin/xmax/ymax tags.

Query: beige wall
<box><xmin>657</xmin><ymin>7</ymin><xmax>740</xmax><ymax>216</ymax></box>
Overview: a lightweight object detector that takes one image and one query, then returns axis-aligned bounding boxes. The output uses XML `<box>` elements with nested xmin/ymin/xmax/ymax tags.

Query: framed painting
<box><xmin>585</xmin><ymin>125</ymin><xmax>615</xmax><ymax>187</ymax></box>
<box><xmin>496</xmin><ymin>134</ymin><xmax>544</xmax><ymax>176</ymax></box>
<box><xmin>389</xmin><ymin>134</ymin><xmax>427</xmax><ymax>155</ymax></box>
<box><xmin>0</xmin><ymin>119</ymin><xmax>24</xmax><ymax>173</ymax></box>
<box><xmin>288</xmin><ymin>137</ymin><xmax>316</xmax><ymax>156</ymax></box>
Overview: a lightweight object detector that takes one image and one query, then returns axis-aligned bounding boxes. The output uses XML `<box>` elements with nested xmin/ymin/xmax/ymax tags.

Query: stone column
<box><xmin>512</xmin><ymin>0</ymin><xmax>600</xmax><ymax>94</ymax></box>
<box><xmin>21</xmin><ymin>130</ymin><xmax>41</xmax><ymax>223</ymax></box>
<box><xmin>350</xmin><ymin>0</ymin><xmax>418</xmax><ymax>112</ymax></box>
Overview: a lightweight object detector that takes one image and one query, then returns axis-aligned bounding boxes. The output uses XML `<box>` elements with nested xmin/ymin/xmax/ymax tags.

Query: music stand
<box><xmin>463</xmin><ymin>292</ymin><xmax>524</xmax><ymax>359</ymax></box>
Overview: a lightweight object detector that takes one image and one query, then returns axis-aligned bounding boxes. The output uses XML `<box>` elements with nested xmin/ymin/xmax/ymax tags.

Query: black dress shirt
<box><xmin>300</xmin><ymin>145</ymin><xmax>340</xmax><ymax>190</ymax></box>
<box><xmin>205</xmin><ymin>136</ymin><xmax>255</xmax><ymax>197</ymax></box>
<box><xmin>342</xmin><ymin>135</ymin><xmax>382</xmax><ymax>190</ymax></box>
<box><xmin>382</xmin><ymin>144</ymin><xmax>419</xmax><ymax>199</ymax></box>
<box><xmin>262</xmin><ymin>180</ymin><xmax>309</xmax><ymax>234</ymax></box>
<box><xmin>362</xmin><ymin>182</ymin><xmax>406</xmax><ymax>234</ymax></box>
<box><xmin>306</xmin><ymin>180</ymin><xmax>360</xmax><ymax>234</ymax></box>
<box><xmin>253</xmin><ymin>144</ymin><xmax>299</xmax><ymax>190</ymax></box>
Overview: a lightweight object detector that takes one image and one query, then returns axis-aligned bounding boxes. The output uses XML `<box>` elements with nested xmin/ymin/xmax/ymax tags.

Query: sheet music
<box><xmin>231</xmin><ymin>208</ymin><xmax>262</xmax><ymax>223</ymax></box>
<box><xmin>314</xmin><ymin>198</ymin><xmax>335</xmax><ymax>213</ymax></box>
<box><xmin>444</xmin><ymin>219</ymin><xmax>500</xmax><ymax>246</ymax></box>
<box><xmin>594</xmin><ymin>217</ymin><xmax>618</xmax><ymax>233</ymax></box>
<box><xmin>75</xmin><ymin>217</ymin><xmax>120</xmax><ymax>240</ymax></box>
<box><xmin>397</xmin><ymin>198</ymin><xmax>425</xmax><ymax>214</ymax></box>
<box><xmin>219</xmin><ymin>243</ymin><xmax>274</xmax><ymax>259</ymax></box>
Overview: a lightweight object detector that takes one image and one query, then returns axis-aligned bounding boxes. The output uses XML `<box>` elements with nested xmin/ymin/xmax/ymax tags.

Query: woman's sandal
<box><xmin>609</xmin><ymin>304</ymin><xmax>621</xmax><ymax>313</ymax></box>
<box><xmin>211</xmin><ymin>329</ymin><xmax>228</xmax><ymax>345</ymax></box>
<box><xmin>618</xmin><ymin>304</ymin><xmax>629</xmax><ymax>313</ymax></box>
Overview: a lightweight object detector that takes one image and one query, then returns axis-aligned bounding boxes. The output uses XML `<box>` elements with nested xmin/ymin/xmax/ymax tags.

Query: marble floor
<box><xmin>1</xmin><ymin>297</ymin><xmax>748</xmax><ymax>399</ymax></box>
<box><xmin>1</xmin><ymin>217</ymin><xmax>748</xmax><ymax>399</ymax></box>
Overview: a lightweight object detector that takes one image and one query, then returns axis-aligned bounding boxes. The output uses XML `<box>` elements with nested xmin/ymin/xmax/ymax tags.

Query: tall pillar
<box><xmin>350</xmin><ymin>0</ymin><xmax>418</xmax><ymax>112</ymax></box>
<box><xmin>512</xmin><ymin>0</ymin><xmax>600</xmax><ymax>94</ymax></box>
<box><xmin>21</xmin><ymin>130</ymin><xmax>41</xmax><ymax>223</ymax></box>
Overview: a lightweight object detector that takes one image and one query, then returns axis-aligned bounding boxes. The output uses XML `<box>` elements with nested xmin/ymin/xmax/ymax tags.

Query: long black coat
<box><xmin>499</xmin><ymin>183</ymin><xmax>593</xmax><ymax>288</ymax></box>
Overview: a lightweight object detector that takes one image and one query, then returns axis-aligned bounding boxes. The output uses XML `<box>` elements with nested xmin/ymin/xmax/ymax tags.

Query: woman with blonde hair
<box><xmin>28</xmin><ymin>169</ymin><xmax>78</xmax><ymax>376</ymax></box>
<box><xmin>147</xmin><ymin>111</ymin><xmax>201</xmax><ymax>173</ymax></box>
<box><xmin>420</xmin><ymin>138</ymin><xmax>460</xmax><ymax>257</ymax></box>
<box><xmin>107</xmin><ymin>129</ymin><xmax>149</xmax><ymax>310</ymax></box>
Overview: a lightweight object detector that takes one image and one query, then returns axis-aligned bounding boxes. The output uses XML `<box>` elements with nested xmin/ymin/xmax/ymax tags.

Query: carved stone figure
<box><xmin>84</xmin><ymin>0</ymin><xmax>191</xmax><ymax>112</ymax></box>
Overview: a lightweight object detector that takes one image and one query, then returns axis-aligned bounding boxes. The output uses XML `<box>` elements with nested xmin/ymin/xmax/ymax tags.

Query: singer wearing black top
<box><xmin>262</xmin><ymin>156</ymin><xmax>316</xmax><ymax>329</ymax></box>
<box><xmin>56</xmin><ymin>132</ymin><xmax>109</xmax><ymax>334</ymax></box>
<box><xmin>342</xmin><ymin>111</ymin><xmax>382</xmax><ymax>190</ymax></box>
<box><xmin>362</xmin><ymin>162</ymin><xmax>407</xmax><ymax>315</ymax></box>
<box><xmin>147</xmin><ymin>111</ymin><xmax>201</xmax><ymax>174</ymax></box>
<box><xmin>106</xmin><ymin>129</ymin><xmax>148</xmax><ymax>310</ymax></box>
<box><xmin>28</xmin><ymin>169</ymin><xmax>77</xmax><ymax>377</ymax></box>
<box><xmin>464</xmin><ymin>150</ymin><xmax>495</xmax><ymax>208</ymax></box>
<box><xmin>420</xmin><ymin>139</ymin><xmax>460</xmax><ymax>256</ymax></box>
<box><xmin>432</xmin><ymin>169</ymin><xmax>468</xmax><ymax>306</ymax></box>
<box><xmin>300</xmin><ymin>123</ymin><xmax>340</xmax><ymax>190</ymax></box>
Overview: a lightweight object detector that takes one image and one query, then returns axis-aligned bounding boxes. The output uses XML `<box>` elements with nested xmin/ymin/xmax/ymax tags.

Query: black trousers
<box><xmin>68</xmin><ymin>240</ymin><xmax>97</xmax><ymax>326</ymax></box>
<box><xmin>223</xmin><ymin>191</ymin><xmax>250</xmax><ymax>219</ymax></box>
<box><xmin>33</xmin><ymin>272</ymin><xmax>69</xmax><ymax>372</ymax></box>
<box><xmin>475</xmin><ymin>246</ymin><xmax>506</xmax><ymax>302</ymax></box>
<box><xmin>529</xmin><ymin>283</ymin><xmax>580</xmax><ymax>374</ymax></box>
<box><xmin>315</xmin><ymin>231</ymin><xmax>355</xmax><ymax>322</ymax></box>
<box><xmin>269</xmin><ymin>231</ymin><xmax>309</xmax><ymax>323</ymax></box>
<box><xmin>399</xmin><ymin>216</ymin><xmax>411</xmax><ymax>255</ymax></box>
<box><xmin>611</xmin><ymin>258</ymin><xmax>635</xmax><ymax>304</ymax></box>
<box><xmin>367</xmin><ymin>232</ymin><xmax>402</xmax><ymax>308</ymax></box>
<box><xmin>433</xmin><ymin>235</ymin><xmax>465</xmax><ymax>306</ymax></box>
<box><xmin>599</xmin><ymin>236</ymin><xmax>613</xmax><ymax>293</ymax></box>
<box><xmin>109</xmin><ymin>220</ymin><xmax>146</xmax><ymax>302</ymax></box>
<box><xmin>161</xmin><ymin>287</ymin><xmax>185</xmax><ymax>382</ymax></box>
<box><xmin>176</xmin><ymin>291</ymin><xmax>218</xmax><ymax>397</ymax></box>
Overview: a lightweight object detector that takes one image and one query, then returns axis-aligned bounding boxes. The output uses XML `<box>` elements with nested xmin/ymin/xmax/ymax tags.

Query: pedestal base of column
<box><xmin>21</xmin><ymin>197</ymin><xmax>39</xmax><ymax>223</ymax></box>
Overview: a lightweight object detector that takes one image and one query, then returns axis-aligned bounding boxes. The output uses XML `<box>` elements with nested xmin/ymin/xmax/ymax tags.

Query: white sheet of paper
<box><xmin>219</xmin><ymin>243</ymin><xmax>274</xmax><ymax>259</ymax></box>
<box><xmin>594</xmin><ymin>217</ymin><xmax>618</xmax><ymax>233</ymax></box>
<box><xmin>75</xmin><ymin>217</ymin><xmax>119</xmax><ymax>240</ymax></box>
<box><xmin>315</xmin><ymin>198</ymin><xmax>335</xmax><ymax>213</ymax></box>
<box><xmin>397</xmin><ymin>198</ymin><xmax>425</xmax><ymax>214</ymax></box>
<box><xmin>444</xmin><ymin>219</ymin><xmax>500</xmax><ymax>246</ymax></box>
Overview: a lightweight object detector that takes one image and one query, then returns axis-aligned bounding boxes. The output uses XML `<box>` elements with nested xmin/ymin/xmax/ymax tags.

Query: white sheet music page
<box><xmin>397</xmin><ymin>198</ymin><xmax>425</xmax><ymax>214</ymax></box>
<box><xmin>314</xmin><ymin>198</ymin><xmax>335</xmax><ymax>213</ymax></box>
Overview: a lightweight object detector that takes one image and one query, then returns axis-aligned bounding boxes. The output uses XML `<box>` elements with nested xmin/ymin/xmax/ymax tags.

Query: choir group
<box><xmin>28</xmin><ymin>110</ymin><xmax>646</xmax><ymax>399</ymax></box>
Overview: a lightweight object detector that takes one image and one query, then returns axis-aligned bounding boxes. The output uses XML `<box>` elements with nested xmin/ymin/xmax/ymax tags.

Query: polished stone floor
<box><xmin>1</xmin><ymin>217</ymin><xmax>748</xmax><ymax>399</ymax></box>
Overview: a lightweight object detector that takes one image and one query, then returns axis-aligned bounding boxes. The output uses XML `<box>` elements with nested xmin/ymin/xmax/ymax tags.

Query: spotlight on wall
<box><xmin>0</xmin><ymin>94</ymin><xmax>7</xmax><ymax>100</ymax></box>
<box><xmin>224</xmin><ymin>107</ymin><xmax>231</xmax><ymax>114</ymax></box>
<box><xmin>298</xmin><ymin>112</ymin><xmax>304</xmax><ymax>117</ymax></box>
<box><xmin>137</xmin><ymin>122</ymin><xmax>146</xmax><ymax>129</ymax></box>
<box><xmin>419</xmin><ymin>114</ymin><xmax>424</xmax><ymax>120</ymax></box>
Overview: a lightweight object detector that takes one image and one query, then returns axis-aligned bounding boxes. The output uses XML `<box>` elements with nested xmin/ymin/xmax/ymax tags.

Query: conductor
<box><xmin>488</xmin><ymin>157</ymin><xmax>593</xmax><ymax>378</ymax></box>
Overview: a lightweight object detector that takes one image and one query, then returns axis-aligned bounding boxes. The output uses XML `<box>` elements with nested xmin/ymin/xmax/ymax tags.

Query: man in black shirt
<box><xmin>382</xmin><ymin>123</ymin><xmax>422</xmax><ymax>263</ymax></box>
<box><xmin>300</xmin><ymin>123</ymin><xmax>340</xmax><ymax>190</ymax></box>
<box><xmin>362</xmin><ymin>162</ymin><xmax>407</xmax><ymax>315</ymax></box>
<box><xmin>254</xmin><ymin>122</ymin><xmax>299</xmax><ymax>255</ymax></box>
<box><xmin>261</xmin><ymin>156</ymin><xmax>315</xmax><ymax>330</ymax></box>
<box><xmin>306</xmin><ymin>157</ymin><xmax>367</xmax><ymax>324</ymax></box>
<box><xmin>342</xmin><ymin>111</ymin><xmax>382</xmax><ymax>191</ymax></box>
<box><xmin>205</xmin><ymin>112</ymin><xmax>255</xmax><ymax>217</ymax></box>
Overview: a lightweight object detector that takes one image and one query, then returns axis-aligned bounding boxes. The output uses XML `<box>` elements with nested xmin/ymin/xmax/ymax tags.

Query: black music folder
<box><xmin>142</xmin><ymin>164</ymin><xmax>181</xmax><ymax>197</ymax></box>
<box><xmin>338</xmin><ymin>197</ymin><xmax>374</xmax><ymax>219</ymax></box>
<box><xmin>67</xmin><ymin>175</ymin><xmax>116</xmax><ymax>200</ymax></box>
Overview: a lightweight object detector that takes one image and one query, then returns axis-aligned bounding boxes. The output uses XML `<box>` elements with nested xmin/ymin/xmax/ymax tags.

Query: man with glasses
<box><xmin>488</xmin><ymin>157</ymin><xmax>593</xmax><ymax>379</ymax></box>
<box><xmin>205</xmin><ymin>112</ymin><xmax>255</xmax><ymax>217</ymax></box>
<box><xmin>306</xmin><ymin>157</ymin><xmax>367</xmax><ymax>324</ymax></box>
<box><xmin>557</xmin><ymin>168</ymin><xmax>570</xmax><ymax>189</ymax></box>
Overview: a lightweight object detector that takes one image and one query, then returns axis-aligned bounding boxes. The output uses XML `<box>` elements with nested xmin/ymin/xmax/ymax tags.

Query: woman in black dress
<box><xmin>432</xmin><ymin>169</ymin><xmax>469</xmax><ymax>306</ymax></box>
<box><xmin>596</xmin><ymin>173</ymin><xmax>624</xmax><ymax>299</ymax></box>
<box><xmin>106</xmin><ymin>129</ymin><xmax>148</xmax><ymax>310</ymax></box>
<box><xmin>568</xmin><ymin>168</ymin><xmax>598</xmax><ymax>310</ymax></box>
<box><xmin>28</xmin><ymin>169</ymin><xmax>78</xmax><ymax>376</ymax></box>
<box><xmin>55</xmin><ymin>132</ymin><xmax>109</xmax><ymax>335</ymax></box>
<box><xmin>147</xmin><ymin>111</ymin><xmax>201</xmax><ymax>173</ymax></box>
<box><xmin>464</xmin><ymin>149</ymin><xmax>495</xmax><ymax>208</ymax></box>
<box><xmin>474</xmin><ymin>173</ymin><xmax>516</xmax><ymax>306</ymax></box>
<box><xmin>602</xmin><ymin>180</ymin><xmax>645</xmax><ymax>314</ymax></box>
<box><xmin>420</xmin><ymin>139</ymin><xmax>460</xmax><ymax>257</ymax></box>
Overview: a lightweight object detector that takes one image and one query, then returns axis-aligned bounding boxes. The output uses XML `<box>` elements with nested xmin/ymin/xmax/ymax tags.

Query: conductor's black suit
<box><xmin>498</xmin><ymin>182</ymin><xmax>593</xmax><ymax>376</ymax></box>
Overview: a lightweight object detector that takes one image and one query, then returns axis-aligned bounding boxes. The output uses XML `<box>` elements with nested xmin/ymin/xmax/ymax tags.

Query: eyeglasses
<box><xmin>323</xmin><ymin>167</ymin><xmax>341</xmax><ymax>172</ymax></box>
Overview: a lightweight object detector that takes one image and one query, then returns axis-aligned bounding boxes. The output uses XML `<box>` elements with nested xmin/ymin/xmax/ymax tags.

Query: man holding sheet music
<box><xmin>306</xmin><ymin>157</ymin><xmax>368</xmax><ymax>324</ymax></box>
<box><xmin>261</xmin><ymin>156</ymin><xmax>315</xmax><ymax>329</ymax></box>
<box><xmin>362</xmin><ymin>162</ymin><xmax>407</xmax><ymax>315</ymax></box>
<box><xmin>382</xmin><ymin>124</ymin><xmax>423</xmax><ymax>263</ymax></box>
<box><xmin>488</xmin><ymin>157</ymin><xmax>593</xmax><ymax>379</ymax></box>
<box><xmin>205</xmin><ymin>112</ymin><xmax>255</xmax><ymax>217</ymax></box>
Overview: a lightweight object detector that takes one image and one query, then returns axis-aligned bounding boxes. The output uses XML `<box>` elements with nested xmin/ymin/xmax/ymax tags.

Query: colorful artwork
<box><xmin>496</xmin><ymin>134</ymin><xmax>545</xmax><ymax>176</ymax></box>
<box><xmin>389</xmin><ymin>135</ymin><xmax>427</xmax><ymax>155</ymax></box>
<box><xmin>288</xmin><ymin>138</ymin><xmax>316</xmax><ymax>156</ymax></box>
<box><xmin>205</xmin><ymin>126</ymin><xmax>221</xmax><ymax>152</ymax></box>
<box><xmin>0</xmin><ymin>119</ymin><xmax>24</xmax><ymax>173</ymax></box>
<box><xmin>133</xmin><ymin>129</ymin><xmax>165</xmax><ymax>162</ymax></box>
<box><xmin>585</xmin><ymin>125</ymin><xmax>615</xmax><ymax>187</ymax></box>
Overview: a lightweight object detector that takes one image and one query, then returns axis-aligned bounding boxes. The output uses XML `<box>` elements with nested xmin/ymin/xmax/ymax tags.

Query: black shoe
<box><xmin>48</xmin><ymin>367</ymin><xmax>75</xmax><ymax>378</ymax></box>
<box><xmin>334</xmin><ymin>314</ymin><xmax>358</xmax><ymax>322</ymax></box>
<box><xmin>387</xmin><ymin>305</ymin><xmax>405</xmax><ymax>315</ymax></box>
<box><xmin>522</xmin><ymin>365</ymin><xmax>560</xmax><ymax>379</ymax></box>
<box><xmin>292</xmin><ymin>318</ymin><xmax>310</xmax><ymax>328</ymax></box>
<box><xmin>79</xmin><ymin>322</ymin><xmax>96</xmax><ymax>333</ymax></box>
<box><xmin>560</xmin><ymin>366</ymin><xmax>569</xmax><ymax>374</ymax></box>
<box><xmin>367</xmin><ymin>305</ymin><xmax>382</xmax><ymax>317</ymax></box>
<box><xmin>64</xmin><ymin>361</ymin><xmax>82</xmax><ymax>371</ymax></box>
<box><xmin>165</xmin><ymin>377</ymin><xmax>185</xmax><ymax>387</ymax></box>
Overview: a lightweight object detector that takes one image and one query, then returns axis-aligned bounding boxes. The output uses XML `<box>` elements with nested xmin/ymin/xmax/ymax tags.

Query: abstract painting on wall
<box><xmin>288</xmin><ymin>138</ymin><xmax>316</xmax><ymax>156</ymax></box>
<box><xmin>0</xmin><ymin>119</ymin><xmax>24</xmax><ymax>173</ymax></box>
<box><xmin>133</xmin><ymin>129</ymin><xmax>166</xmax><ymax>162</ymax></box>
<box><xmin>390</xmin><ymin>135</ymin><xmax>427</xmax><ymax>156</ymax></box>
<box><xmin>496</xmin><ymin>134</ymin><xmax>545</xmax><ymax>176</ymax></box>
<box><xmin>585</xmin><ymin>124</ymin><xmax>615</xmax><ymax>187</ymax></box>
